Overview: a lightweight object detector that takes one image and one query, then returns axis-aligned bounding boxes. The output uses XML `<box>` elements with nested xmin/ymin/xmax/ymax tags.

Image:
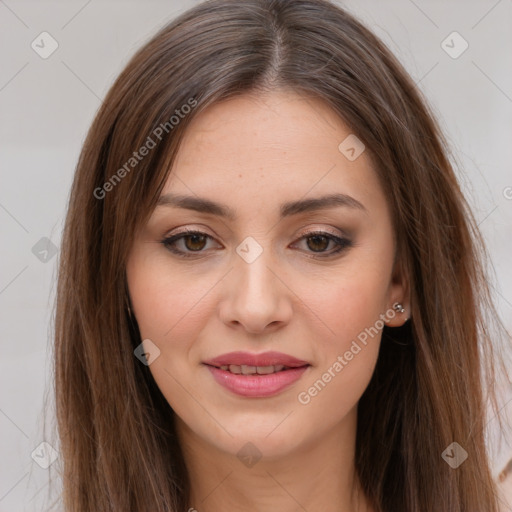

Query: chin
<box><xmin>208</xmin><ymin>416</ymin><xmax>309</xmax><ymax>458</ymax></box>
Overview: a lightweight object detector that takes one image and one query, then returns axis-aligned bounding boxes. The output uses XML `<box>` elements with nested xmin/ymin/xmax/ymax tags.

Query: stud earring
<box><xmin>393</xmin><ymin>302</ymin><xmax>405</xmax><ymax>314</ymax></box>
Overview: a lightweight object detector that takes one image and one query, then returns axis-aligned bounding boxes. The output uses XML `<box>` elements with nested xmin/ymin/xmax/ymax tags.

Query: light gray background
<box><xmin>1</xmin><ymin>1</ymin><xmax>511</xmax><ymax>510</ymax></box>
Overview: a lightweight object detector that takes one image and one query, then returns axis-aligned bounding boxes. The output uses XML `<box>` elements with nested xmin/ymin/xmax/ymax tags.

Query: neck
<box><xmin>176</xmin><ymin>406</ymin><xmax>372</xmax><ymax>512</ymax></box>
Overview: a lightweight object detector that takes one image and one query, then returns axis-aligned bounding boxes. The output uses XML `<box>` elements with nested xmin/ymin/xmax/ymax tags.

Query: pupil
<box><xmin>307</xmin><ymin>235</ymin><xmax>329</xmax><ymax>252</ymax></box>
<box><xmin>185</xmin><ymin>234</ymin><xmax>206</xmax><ymax>251</ymax></box>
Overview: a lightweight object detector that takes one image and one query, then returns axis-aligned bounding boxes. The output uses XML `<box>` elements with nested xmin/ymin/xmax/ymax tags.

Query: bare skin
<box><xmin>126</xmin><ymin>90</ymin><xmax>409</xmax><ymax>512</ymax></box>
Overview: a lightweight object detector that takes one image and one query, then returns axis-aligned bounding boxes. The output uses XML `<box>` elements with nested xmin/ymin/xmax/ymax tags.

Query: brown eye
<box><xmin>292</xmin><ymin>230</ymin><xmax>353</xmax><ymax>257</ymax></box>
<box><xmin>162</xmin><ymin>230</ymin><xmax>218</xmax><ymax>257</ymax></box>
<box><xmin>306</xmin><ymin>234</ymin><xmax>330</xmax><ymax>252</ymax></box>
<box><xmin>183</xmin><ymin>233</ymin><xmax>207</xmax><ymax>251</ymax></box>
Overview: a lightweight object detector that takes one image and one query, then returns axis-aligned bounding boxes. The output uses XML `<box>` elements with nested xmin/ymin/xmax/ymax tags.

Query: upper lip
<box><xmin>203</xmin><ymin>351</ymin><xmax>310</xmax><ymax>368</ymax></box>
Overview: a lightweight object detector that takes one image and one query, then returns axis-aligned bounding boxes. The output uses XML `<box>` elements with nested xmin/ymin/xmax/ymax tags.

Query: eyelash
<box><xmin>160</xmin><ymin>229</ymin><xmax>353</xmax><ymax>259</ymax></box>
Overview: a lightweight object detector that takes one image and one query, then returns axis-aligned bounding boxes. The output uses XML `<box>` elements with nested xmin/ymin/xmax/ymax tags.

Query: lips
<box><xmin>202</xmin><ymin>351</ymin><xmax>311</xmax><ymax>397</ymax></box>
<box><xmin>215</xmin><ymin>364</ymin><xmax>288</xmax><ymax>375</ymax></box>
<box><xmin>203</xmin><ymin>350</ymin><xmax>310</xmax><ymax>369</ymax></box>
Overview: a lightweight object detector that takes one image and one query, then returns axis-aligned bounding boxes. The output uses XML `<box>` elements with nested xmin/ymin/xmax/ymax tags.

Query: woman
<box><xmin>53</xmin><ymin>0</ymin><xmax>510</xmax><ymax>510</ymax></box>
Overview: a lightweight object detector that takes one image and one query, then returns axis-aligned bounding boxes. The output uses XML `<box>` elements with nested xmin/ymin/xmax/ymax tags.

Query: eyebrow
<box><xmin>156</xmin><ymin>192</ymin><xmax>367</xmax><ymax>220</ymax></box>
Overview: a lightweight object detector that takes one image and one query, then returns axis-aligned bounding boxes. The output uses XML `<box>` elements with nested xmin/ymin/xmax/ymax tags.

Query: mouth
<box><xmin>202</xmin><ymin>350</ymin><xmax>310</xmax><ymax>370</ymax></box>
<box><xmin>204</xmin><ymin>363</ymin><xmax>309</xmax><ymax>375</ymax></box>
<box><xmin>202</xmin><ymin>352</ymin><xmax>311</xmax><ymax>397</ymax></box>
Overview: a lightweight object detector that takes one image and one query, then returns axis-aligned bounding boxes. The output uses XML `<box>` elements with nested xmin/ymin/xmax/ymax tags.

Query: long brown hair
<box><xmin>51</xmin><ymin>0</ymin><xmax>509</xmax><ymax>510</ymax></box>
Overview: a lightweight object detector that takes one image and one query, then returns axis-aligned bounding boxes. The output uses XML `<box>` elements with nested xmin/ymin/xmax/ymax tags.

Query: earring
<box><xmin>393</xmin><ymin>302</ymin><xmax>405</xmax><ymax>314</ymax></box>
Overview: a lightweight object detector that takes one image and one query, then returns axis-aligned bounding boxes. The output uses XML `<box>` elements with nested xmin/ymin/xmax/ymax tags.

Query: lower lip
<box><xmin>204</xmin><ymin>365</ymin><xmax>310</xmax><ymax>398</ymax></box>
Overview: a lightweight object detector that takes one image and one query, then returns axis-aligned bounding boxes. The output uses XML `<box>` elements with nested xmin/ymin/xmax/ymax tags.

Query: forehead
<box><xmin>160</xmin><ymin>90</ymin><xmax>387</xmax><ymax>220</ymax></box>
<box><xmin>172</xmin><ymin>90</ymin><xmax>355</xmax><ymax>169</ymax></box>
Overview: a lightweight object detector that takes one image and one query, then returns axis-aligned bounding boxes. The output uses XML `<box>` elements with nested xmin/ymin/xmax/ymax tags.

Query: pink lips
<box><xmin>203</xmin><ymin>351</ymin><xmax>310</xmax><ymax>368</ymax></box>
<box><xmin>203</xmin><ymin>351</ymin><xmax>310</xmax><ymax>398</ymax></box>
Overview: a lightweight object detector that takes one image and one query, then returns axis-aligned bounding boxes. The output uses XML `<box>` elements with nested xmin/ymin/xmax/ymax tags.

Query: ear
<box><xmin>385</xmin><ymin>254</ymin><xmax>410</xmax><ymax>327</ymax></box>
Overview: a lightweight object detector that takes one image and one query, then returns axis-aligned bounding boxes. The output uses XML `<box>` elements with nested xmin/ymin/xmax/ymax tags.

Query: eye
<box><xmin>161</xmin><ymin>230</ymin><xmax>221</xmax><ymax>257</ymax></box>
<box><xmin>291</xmin><ymin>230</ymin><xmax>352</xmax><ymax>257</ymax></box>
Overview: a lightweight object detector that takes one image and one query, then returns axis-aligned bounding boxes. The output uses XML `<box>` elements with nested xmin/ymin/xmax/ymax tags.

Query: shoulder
<box><xmin>497</xmin><ymin>457</ymin><xmax>512</xmax><ymax>511</ymax></box>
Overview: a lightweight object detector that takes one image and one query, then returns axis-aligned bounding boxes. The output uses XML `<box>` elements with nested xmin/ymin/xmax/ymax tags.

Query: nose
<box><xmin>218</xmin><ymin>246</ymin><xmax>293</xmax><ymax>334</ymax></box>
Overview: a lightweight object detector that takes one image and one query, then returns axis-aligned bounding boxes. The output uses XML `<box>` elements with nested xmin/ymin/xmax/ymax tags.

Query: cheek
<box><xmin>296</xmin><ymin>340</ymin><xmax>379</xmax><ymax>418</ymax></box>
<box><xmin>298</xmin><ymin>259</ymin><xmax>391</xmax><ymax>351</ymax></box>
<box><xmin>126</xmin><ymin>253</ymin><xmax>216</xmax><ymax>414</ymax></box>
<box><xmin>127</xmin><ymin>251</ymin><xmax>216</xmax><ymax>344</ymax></box>
<box><xmin>295</xmin><ymin>276</ymin><xmax>385</xmax><ymax>414</ymax></box>
<box><xmin>292</xmin><ymin>258</ymin><xmax>390</xmax><ymax>409</ymax></box>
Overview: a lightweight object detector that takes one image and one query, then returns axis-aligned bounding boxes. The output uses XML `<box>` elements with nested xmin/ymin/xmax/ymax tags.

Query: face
<box><xmin>126</xmin><ymin>90</ymin><xmax>407</xmax><ymax>459</ymax></box>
